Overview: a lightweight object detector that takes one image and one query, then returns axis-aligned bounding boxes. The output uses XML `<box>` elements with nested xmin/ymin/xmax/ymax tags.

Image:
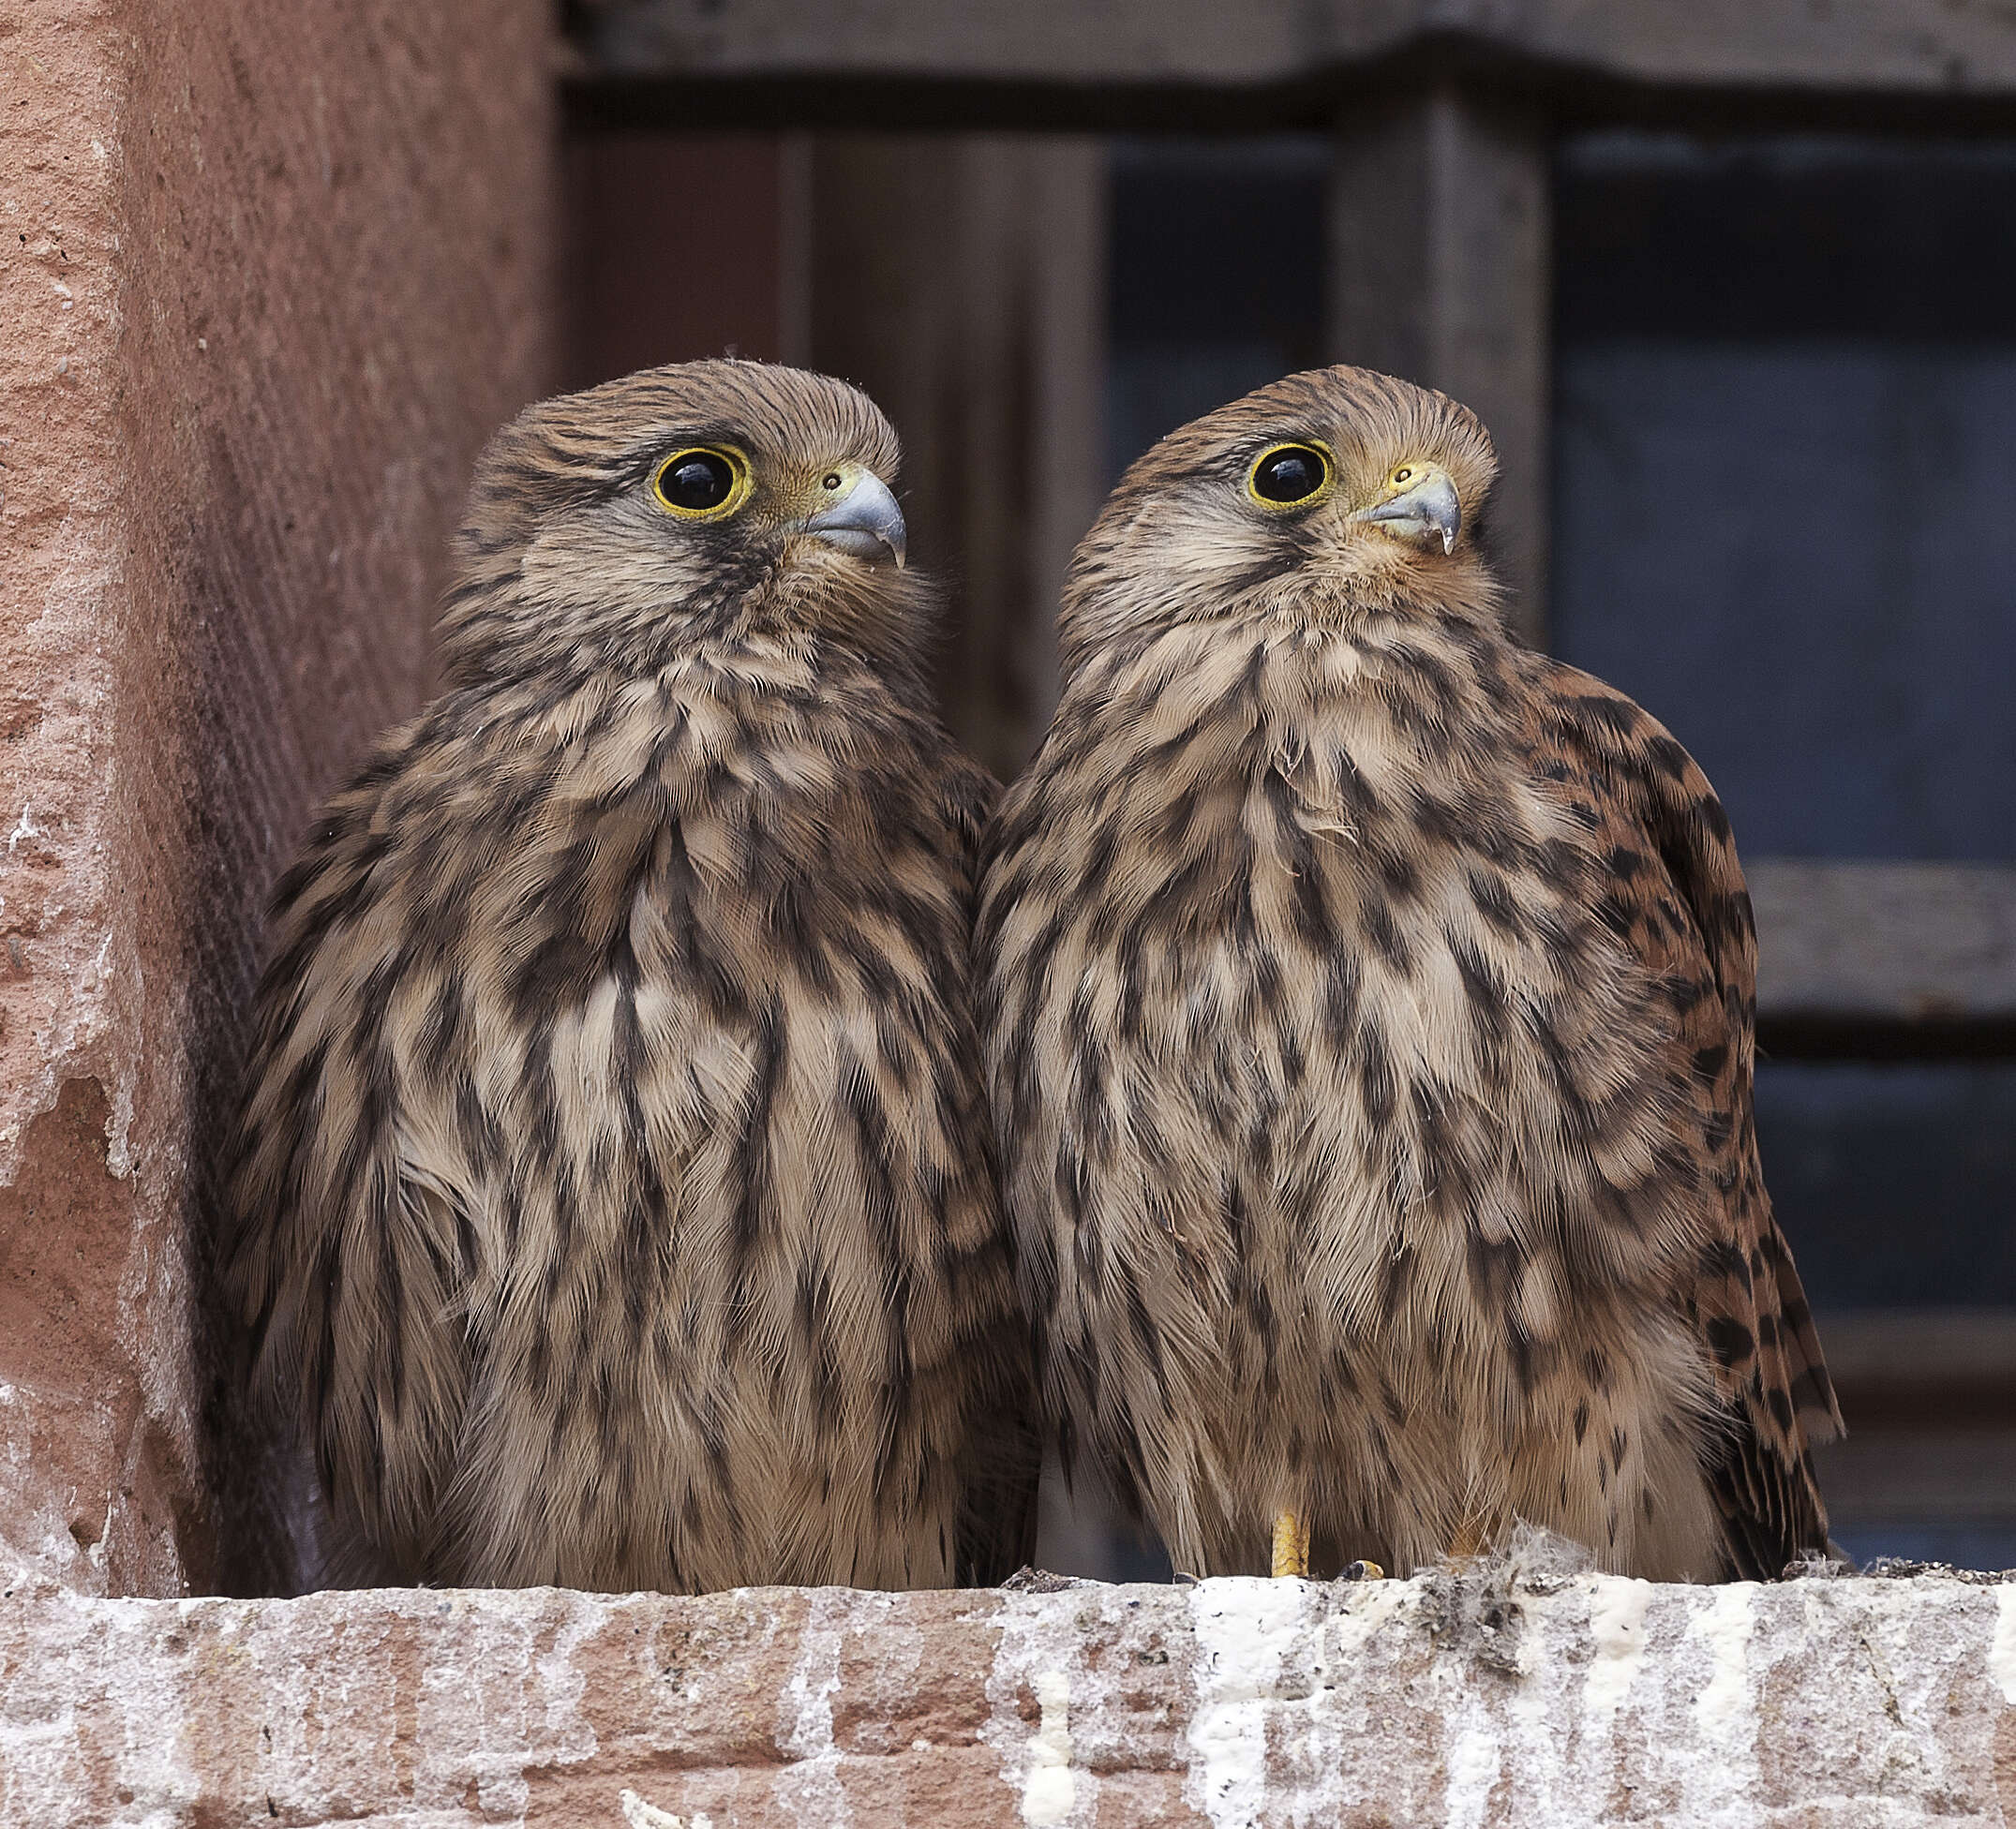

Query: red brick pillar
<box><xmin>0</xmin><ymin>0</ymin><xmax>554</xmax><ymax>1595</ymax></box>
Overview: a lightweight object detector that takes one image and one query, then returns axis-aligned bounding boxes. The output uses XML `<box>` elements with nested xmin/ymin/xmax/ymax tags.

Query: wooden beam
<box><xmin>1751</xmin><ymin>860</ymin><xmax>2016</xmax><ymax>1031</ymax></box>
<box><xmin>1818</xmin><ymin>1311</ymin><xmax>2016</xmax><ymax>1424</ymax></box>
<box><xmin>793</xmin><ymin>135</ymin><xmax>1105</xmax><ymax>776</ymax></box>
<box><xmin>572</xmin><ymin>0</ymin><xmax>2016</xmax><ymax>98</ymax></box>
<box><xmin>1815</xmin><ymin>1423</ymin><xmax>2016</xmax><ymax>1536</ymax></box>
<box><xmin>1327</xmin><ymin>87</ymin><xmax>1551</xmax><ymax>644</ymax></box>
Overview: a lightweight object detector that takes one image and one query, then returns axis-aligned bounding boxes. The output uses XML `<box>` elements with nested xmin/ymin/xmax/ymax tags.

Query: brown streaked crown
<box><xmin>1060</xmin><ymin>365</ymin><xmax>1501</xmax><ymax>679</ymax></box>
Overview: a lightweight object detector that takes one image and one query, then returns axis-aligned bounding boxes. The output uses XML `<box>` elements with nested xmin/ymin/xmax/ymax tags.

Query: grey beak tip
<box><xmin>1353</xmin><ymin>471</ymin><xmax>1461</xmax><ymax>552</ymax></box>
<box><xmin>804</xmin><ymin>470</ymin><xmax>907</xmax><ymax>568</ymax></box>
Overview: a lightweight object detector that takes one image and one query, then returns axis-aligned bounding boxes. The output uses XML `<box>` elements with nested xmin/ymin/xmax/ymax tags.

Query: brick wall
<box><xmin>0</xmin><ymin>0</ymin><xmax>553</xmax><ymax>1597</ymax></box>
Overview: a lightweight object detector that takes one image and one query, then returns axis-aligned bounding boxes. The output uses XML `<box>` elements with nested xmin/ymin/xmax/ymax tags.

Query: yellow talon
<box><xmin>1271</xmin><ymin>1510</ymin><xmax>1310</xmax><ymax>1579</ymax></box>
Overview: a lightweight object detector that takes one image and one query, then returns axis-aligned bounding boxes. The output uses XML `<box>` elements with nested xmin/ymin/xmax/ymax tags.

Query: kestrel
<box><xmin>226</xmin><ymin>360</ymin><xmax>1038</xmax><ymax>1592</ymax></box>
<box><xmin>978</xmin><ymin>366</ymin><xmax>1840</xmax><ymax>1582</ymax></box>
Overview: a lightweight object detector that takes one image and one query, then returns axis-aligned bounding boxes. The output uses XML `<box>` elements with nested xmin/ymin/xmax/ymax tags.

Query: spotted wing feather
<box><xmin>1518</xmin><ymin>655</ymin><xmax>1843</xmax><ymax>1578</ymax></box>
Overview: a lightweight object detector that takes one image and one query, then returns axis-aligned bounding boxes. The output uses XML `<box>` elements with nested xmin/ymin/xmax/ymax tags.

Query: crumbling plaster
<box><xmin>0</xmin><ymin>0</ymin><xmax>553</xmax><ymax>1596</ymax></box>
<box><xmin>2</xmin><ymin>1545</ymin><xmax>2014</xmax><ymax>1826</ymax></box>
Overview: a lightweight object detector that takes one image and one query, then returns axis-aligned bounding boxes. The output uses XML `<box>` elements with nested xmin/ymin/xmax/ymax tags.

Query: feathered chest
<box><xmin>1012</xmin><ymin>627</ymin><xmax>1606</xmax><ymax>1070</ymax></box>
<box><xmin>987</xmin><ymin>620</ymin><xmax>1688</xmax><ymax>1325</ymax></box>
<box><xmin>349</xmin><ymin>666</ymin><xmax>972</xmax><ymax>1033</ymax></box>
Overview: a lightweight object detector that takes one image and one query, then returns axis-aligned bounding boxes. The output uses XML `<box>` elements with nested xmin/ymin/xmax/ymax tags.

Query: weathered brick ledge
<box><xmin>4</xmin><ymin>1545</ymin><xmax>2013</xmax><ymax>1827</ymax></box>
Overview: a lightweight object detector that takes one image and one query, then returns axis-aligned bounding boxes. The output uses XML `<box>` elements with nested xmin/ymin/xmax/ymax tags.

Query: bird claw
<box><xmin>1339</xmin><ymin>1559</ymin><xmax>1386</xmax><ymax>1582</ymax></box>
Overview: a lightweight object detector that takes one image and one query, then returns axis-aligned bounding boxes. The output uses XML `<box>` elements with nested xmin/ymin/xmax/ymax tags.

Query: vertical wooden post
<box><xmin>1327</xmin><ymin>88</ymin><xmax>1553</xmax><ymax>646</ymax></box>
<box><xmin>565</xmin><ymin>132</ymin><xmax>791</xmax><ymax>384</ymax></box>
<box><xmin>793</xmin><ymin>135</ymin><xmax>1106</xmax><ymax>776</ymax></box>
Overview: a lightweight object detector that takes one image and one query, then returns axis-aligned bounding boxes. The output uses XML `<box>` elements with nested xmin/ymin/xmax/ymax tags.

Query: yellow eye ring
<box><xmin>652</xmin><ymin>445</ymin><xmax>754</xmax><ymax>521</ymax></box>
<box><xmin>1247</xmin><ymin>440</ymin><xmax>1336</xmax><ymax>512</ymax></box>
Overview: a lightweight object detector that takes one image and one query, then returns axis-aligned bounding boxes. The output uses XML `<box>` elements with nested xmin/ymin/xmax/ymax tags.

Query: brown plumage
<box><xmin>225</xmin><ymin>359</ymin><xmax>1037</xmax><ymax>1593</ymax></box>
<box><xmin>978</xmin><ymin>365</ymin><xmax>1840</xmax><ymax>1582</ymax></box>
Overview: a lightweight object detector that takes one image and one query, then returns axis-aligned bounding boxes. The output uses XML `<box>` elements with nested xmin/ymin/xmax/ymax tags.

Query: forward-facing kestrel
<box><xmin>978</xmin><ymin>366</ymin><xmax>1839</xmax><ymax>1582</ymax></box>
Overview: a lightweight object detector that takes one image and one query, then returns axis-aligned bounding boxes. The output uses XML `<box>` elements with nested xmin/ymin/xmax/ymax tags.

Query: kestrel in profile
<box><xmin>227</xmin><ymin>360</ymin><xmax>1038</xmax><ymax>1592</ymax></box>
<box><xmin>978</xmin><ymin>366</ymin><xmax>1839</xmax><ymax>1582</ymax></box>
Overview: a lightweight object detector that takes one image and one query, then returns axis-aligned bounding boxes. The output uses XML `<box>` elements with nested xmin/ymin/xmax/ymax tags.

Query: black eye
<box><xmin>1250</xmin><ymin>444</ymin><xmax>1330</xmax><ymax>506</ymax></box>
<box><xmin>653</xmin><ymin>448</ymin><xmax>742</xmax><ymax>516</ymax></box>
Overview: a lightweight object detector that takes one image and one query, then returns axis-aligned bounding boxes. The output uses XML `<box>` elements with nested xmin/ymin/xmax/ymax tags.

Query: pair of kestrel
<box><xmin>224</xmin><ymin>358</ymin><xmax>1837</xmax><ymax>1591</ymax></box>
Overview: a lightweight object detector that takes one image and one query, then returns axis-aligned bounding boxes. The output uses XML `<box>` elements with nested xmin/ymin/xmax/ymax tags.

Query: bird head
<box><xmin>1059</xmin><ymin>366</ymin><xmax>1501</xmax><ymax>679</ymax></box>
<box><xmin>441</xmin><ymin>359</ymin><xmax>933</xmax><ymax>690</ymax></box>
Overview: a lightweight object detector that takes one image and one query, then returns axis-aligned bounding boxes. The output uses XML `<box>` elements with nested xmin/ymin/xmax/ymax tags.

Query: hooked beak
<box><xmin>1351</xmin><ymin>466</ymin><xmax>1462</xmax><ymax>555</ymax></box>
<box><xmin>800</xmin><ymin>468</ymin><xmax>907</xmax><ymax>568</ymax></box>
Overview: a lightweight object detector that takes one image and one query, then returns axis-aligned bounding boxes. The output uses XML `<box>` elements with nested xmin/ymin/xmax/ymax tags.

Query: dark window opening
<box><xmin>1555</xmin><ymin>132</ymin><xmax>2016</xmax><ymax>1569</ymax></box>
<box><xmin>1552</xmin><ymin>134</ymin><xmax>2016</xmax><ymax>864</ymax></box>
<box><xmin>1107</xmin><ymin>138</ymin><xmax>1329</xmax><ymax>485</ymax></box>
